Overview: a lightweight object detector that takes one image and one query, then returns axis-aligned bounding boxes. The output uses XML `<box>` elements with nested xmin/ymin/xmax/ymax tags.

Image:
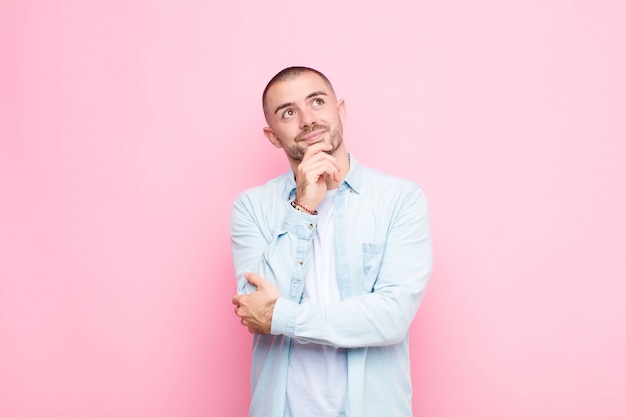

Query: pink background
<box><xmin>1</xmin><ymin>1</ymin><xmax>625</xmax><ymax>416</ymax></box>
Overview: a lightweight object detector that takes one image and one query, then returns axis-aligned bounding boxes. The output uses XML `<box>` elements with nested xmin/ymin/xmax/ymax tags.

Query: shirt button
<box><xmin>299</xmin><ymin>260</ymin><xmax>304</xmax><ymax>265</ymax></box>
<box><xmin>308</xmin><ymin>223</ymin><xmax>313</xmax><ymax>229</ymax></box>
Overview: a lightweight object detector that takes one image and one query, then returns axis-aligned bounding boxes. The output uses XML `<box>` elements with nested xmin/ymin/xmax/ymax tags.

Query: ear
<box><xmin>337</xmin><ymin>99</ymin><xmax>347</xmax><ymax>126</ymax></box>
<box><xmin>263</xmin><ymin>127</ymin><xmax>283</xmax><ymax>149</ymax></box>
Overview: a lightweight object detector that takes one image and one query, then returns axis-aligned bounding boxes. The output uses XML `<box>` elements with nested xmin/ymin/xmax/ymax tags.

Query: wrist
<box><xmin>291</xmin><ymin>200</ymin><xmax>318</xmax><ymax>215</ymax></box>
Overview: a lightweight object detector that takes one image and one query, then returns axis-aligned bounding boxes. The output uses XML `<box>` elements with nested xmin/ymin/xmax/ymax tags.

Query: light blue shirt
<box><xmin>231</xmin><ymin>156</ymin><xmax>433</xmax><ymax>417</ymax></box>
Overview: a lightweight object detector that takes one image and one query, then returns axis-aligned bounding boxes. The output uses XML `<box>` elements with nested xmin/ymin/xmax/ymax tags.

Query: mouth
<box><xmin>297</xmin><ymin>127</ymin><xmax>327</xmax><ymax>143</ymax></box>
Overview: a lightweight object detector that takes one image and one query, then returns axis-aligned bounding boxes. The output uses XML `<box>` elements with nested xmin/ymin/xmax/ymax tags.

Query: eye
<box><xmin>312</xmin><ymin>97</ymin><xmax>325</xmax><ymax>107</ymax></box>
<box><xmin>281</xmin><ymin>109</ymin><xmax>295</xmax><ymax>119</ymax></box>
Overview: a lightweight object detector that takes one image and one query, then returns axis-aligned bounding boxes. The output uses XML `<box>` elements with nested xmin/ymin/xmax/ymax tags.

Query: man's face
<box><xmin>263</xmin><ymin>72</ymin><xmax>346</xmax><ymax>163</ymax></box>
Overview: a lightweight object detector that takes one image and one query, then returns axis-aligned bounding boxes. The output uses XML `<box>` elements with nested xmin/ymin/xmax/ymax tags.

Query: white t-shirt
<box><xmin>286</xmin><ymin>189</ymin><xmax>347</xmax><ymax>417</ymax></box>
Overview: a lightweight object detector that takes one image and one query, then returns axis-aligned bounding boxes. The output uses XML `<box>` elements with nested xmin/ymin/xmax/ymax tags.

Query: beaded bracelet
<box><xmin>291</xmin><ymin>200</ymin><xmax>318</xmax><ymax>215</ymax></box>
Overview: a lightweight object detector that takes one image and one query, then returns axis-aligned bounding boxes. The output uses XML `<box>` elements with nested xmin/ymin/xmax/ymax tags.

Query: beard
<box><xmin>282</xmin><ymin>121</ymin><xmax>344</xmax><ymax>162</ymax></box>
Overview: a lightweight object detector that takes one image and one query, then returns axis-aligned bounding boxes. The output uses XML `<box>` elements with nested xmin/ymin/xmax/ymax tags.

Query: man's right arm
<box><xmin>230</xmin><ymin>189</ymin><xmax>317</xmax><ymax>297</ymax></box>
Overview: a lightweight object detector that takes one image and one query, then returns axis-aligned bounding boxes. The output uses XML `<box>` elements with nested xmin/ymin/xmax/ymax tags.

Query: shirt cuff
<box><xmin>270</xmin><ymin>297</ymin><xmax>299</xmax><ymax>337</ymax></box>
<box><xmin>281</xmin><ymin>203</ymin><xmax>318</xmax><ymax>240</ymax></box>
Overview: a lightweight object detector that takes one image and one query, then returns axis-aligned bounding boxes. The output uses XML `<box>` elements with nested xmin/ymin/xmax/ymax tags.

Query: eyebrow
<box><xmin>273</xmin><ymin>91</ymin><xmax>328</xmax><ymax>115</ymax></box>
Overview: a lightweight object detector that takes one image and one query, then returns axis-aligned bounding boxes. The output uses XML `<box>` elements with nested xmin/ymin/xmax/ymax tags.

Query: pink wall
<box><xmin>1</xmin><ymin>1</ymin><xmax>625</xmax><ymax>416</ymax></box>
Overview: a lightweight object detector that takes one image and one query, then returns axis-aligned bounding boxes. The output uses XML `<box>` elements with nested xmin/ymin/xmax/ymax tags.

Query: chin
<box><xmin>326</xmin><ymin>138</ymin><xmax>343</xmax><ymax>155</ymax></box>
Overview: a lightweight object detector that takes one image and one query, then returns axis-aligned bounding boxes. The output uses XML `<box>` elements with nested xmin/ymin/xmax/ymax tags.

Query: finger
<box><xmin>300</xmin><ymin>157</ymin><xmax>340</xmax><ymax>178</ymax></box>
<box><xmin>231</xmin><ymin>295</ymin><xmax>241</xmax><ymax>306</ymax></box>
<box><xmin>303</xmin><ymin>141</ymin><xmax>332</xmax><ymax>155</ymax></box>
<box><xmin>302</xmin><ymin>146</ymin><xmax>336</xmax><ymax>166</ymax></box>
<box><xmin>301</xmin><ymin>160</ymin><xmax>340</xmax><ymax>182</ymax></box>
<box><xmin>302</xmin><ymin>145</ymin><xmax>337</xmax><ymax>163</ymax></box>
<box><xmin>244</xmin><ymin>272</ymin><xmax>263</xmax><ymax>289</ymax></box>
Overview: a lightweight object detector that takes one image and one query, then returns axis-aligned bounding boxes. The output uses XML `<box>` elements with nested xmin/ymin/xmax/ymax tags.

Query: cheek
<box><xmin>323</xmin><ymin>110</ymin><xmax>341</xmax><ymax>126</ymax></box>
<box><xmin>275</xmin><ymin>126</ymin><xmax>296</xmax><ymax>141</ymax></box>
<box><xmin>284</xmin><ymin>124</ymin><xmax>301</xmax><ymax>137</ymax></box>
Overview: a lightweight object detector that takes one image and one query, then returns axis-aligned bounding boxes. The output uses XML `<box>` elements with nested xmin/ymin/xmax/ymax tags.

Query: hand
<box><xmin>295</xmin><ymin>142</ymin><xmax>340</xmax><ymax>211</ymax></box>
<box><xmin>232</xmin><ymin>273</ymin><xmax>280</xmax><ymax>334</ymax></box>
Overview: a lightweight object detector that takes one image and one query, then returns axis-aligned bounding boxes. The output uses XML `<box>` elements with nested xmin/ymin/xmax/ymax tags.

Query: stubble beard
<box><xmin>284</xmin><ymin>122</ymin><xmax>344</xmax><ymax>162</ymax></box>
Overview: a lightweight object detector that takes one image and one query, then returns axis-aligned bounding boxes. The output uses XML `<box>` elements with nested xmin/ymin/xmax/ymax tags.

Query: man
<box><xmin>231</xmin><ymin>66</ymin><xmax>432</xmax><ymax>417</ymax></box>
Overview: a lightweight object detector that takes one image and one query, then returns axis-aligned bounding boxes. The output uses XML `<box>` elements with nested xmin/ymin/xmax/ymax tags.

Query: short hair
<box><xmin>262</xmin><ymin>66</ymin><xmax>335</xmax><ymax>117</ymax></box>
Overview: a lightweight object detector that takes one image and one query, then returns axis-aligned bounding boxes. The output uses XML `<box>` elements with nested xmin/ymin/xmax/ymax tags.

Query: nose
<box><xmin>298</xmin><ymin>108</ymin><xmax>316</xmax><ymax>129</ymax></box>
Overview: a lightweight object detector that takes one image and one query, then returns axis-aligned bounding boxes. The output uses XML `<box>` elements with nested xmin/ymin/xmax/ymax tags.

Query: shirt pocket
<box><xmin>362</xmin><ymin>242</ymin><xmax>386</xmax><ymax>293</ymax></box>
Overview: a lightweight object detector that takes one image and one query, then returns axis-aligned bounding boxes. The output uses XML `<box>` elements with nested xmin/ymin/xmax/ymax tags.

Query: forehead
<box><xmin>265</xmin><ymin>72</ymin><xmax>335</xmax><ymax>106</ymax></box>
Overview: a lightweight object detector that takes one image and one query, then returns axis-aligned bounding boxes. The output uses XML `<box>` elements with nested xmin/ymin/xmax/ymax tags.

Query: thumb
<box><xmin>244</xmin><ymin>272</ymin><xmax>264</xmax><ymax>289</ymax></box>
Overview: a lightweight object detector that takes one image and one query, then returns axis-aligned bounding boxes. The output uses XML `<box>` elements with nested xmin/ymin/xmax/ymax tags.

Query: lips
<box><xmin>298</xmin><ymin>127</ymin><xmax>327</xmax><ymax>143</ymax></box>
